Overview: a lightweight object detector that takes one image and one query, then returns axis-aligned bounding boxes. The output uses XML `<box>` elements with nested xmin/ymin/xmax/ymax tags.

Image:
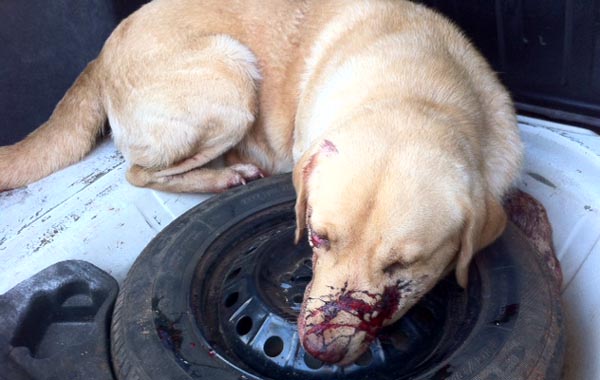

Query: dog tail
<box><xmin>0</xmin><ymin>60</ymin><xmax>106</xmax><ymax>191</ymax></box>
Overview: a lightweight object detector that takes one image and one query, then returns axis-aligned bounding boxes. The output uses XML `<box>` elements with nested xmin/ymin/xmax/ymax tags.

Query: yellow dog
<box><xmin>0</xmin><ymin>0</ymin><xmax>522</xmax><ymax>364</ymax></box>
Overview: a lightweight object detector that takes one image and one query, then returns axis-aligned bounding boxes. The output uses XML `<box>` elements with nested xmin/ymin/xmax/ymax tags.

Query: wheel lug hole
<box><xmin>224</xmin><ymin>292</ymin><xmax>239</xmax><ymax>308</ymax></box>
<box><xmin>263</xmin><ymin>336</ymin><xmax>284</xmax><ymax>357</ymax></box>
<box><xmin>281</xmin><ymin>273</ymin><xmax>294</xmax><ymax>283</ymax></box>
<box><xmin>226</xmin><ymin>267</ymin><xmax>242</xmax><ymax>282</ymax></box>
<box><xmin>236</xmin><ymin>316</ymin><xmax>253</xmax><ymax>336</ymax></box>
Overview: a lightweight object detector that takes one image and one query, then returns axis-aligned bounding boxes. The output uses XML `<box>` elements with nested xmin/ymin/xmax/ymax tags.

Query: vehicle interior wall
<box><xmin>0</xmin><ymin>0</ymin><xmax>149</xmax><ymax>146</ymax></box>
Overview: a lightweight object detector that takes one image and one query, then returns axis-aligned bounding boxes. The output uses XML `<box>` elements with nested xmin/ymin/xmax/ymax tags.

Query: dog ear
<box><xmin>293</xmin><ymin>154</ymin><xmax>309</xmax><ymax>244</ymax></box>
<box><xmin>455</xmin><ymin>193</ymin><xmax>507</xmax><ymax>288</ymax></box>
<box><xmin>292</xmin><ymin>140</ymin><xmax>338</xmax><ymax>244</ymax></box>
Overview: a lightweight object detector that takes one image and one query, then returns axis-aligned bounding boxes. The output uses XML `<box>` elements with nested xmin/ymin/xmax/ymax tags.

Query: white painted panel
<box><xmin>517</xmin><ymin>116</ymin><xmax>600</xmax><ymax>380</ymax></box>
<box><xmin>0</xmin><ymin>140</ymin><xmax>208</xmax><ymax>293</ymax></box>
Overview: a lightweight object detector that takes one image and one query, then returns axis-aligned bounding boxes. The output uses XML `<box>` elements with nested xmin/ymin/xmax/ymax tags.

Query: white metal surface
<box><xmin>0</xmin><ymin>140</ymin><xmax>210</xmax><ymax>293</ymax></box>
<box><xmin>517</xmin><ymin>116</ymin><xmax>600</xmax><ymax>380</ymax></box>
<box><xmin>0</xmin><ymin>117</ymin><xmax>598</xmax><ymax>379</ymax></box>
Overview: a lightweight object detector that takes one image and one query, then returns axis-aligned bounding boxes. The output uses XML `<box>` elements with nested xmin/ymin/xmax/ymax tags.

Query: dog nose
<box><xmin>297</xmin><ymin>298</ymin><xmax>378</xmax><ymax>365</ymax></box>
<box><xmin>297</xmin><ymin>300</ymin><xmax>367</xmax><ymax>364</ymax></box>
<box><xmin>302</xmin><ymin>331</ymin><xmax>348</xmax><ymax>363</ymax></box>
<box><xmin>298</xmin><ymin>314</ymin><xmax>375</xmax><ymax>365</ymax></box>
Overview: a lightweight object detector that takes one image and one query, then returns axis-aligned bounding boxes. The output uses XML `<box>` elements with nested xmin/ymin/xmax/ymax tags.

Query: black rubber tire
<box><xmin>111</xmin><ymin>174</ymin><xmax>565</xmax><ymax>380</ymax></box>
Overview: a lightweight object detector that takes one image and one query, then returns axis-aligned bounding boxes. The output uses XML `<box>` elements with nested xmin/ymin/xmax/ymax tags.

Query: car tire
<box><xmin>111</xmin><ymin>174</ymin><xmax>564</xmax><ymax>380</ymax></box>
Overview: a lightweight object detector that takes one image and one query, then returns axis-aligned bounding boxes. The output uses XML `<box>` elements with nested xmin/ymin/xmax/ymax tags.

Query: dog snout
<box><xmin>298</xmin><ymin>284</ymin><xmax>402</xmax><ymax>365</ymax></box>
<box><xmin>298</xmin><ymin>297</ymin><xmax>373</xmax><ymax>365</ymax></box>
<box><xmin>301</xmin><ymin>322</ymin><xmax>359</xmax><ymax>364</ymax></box>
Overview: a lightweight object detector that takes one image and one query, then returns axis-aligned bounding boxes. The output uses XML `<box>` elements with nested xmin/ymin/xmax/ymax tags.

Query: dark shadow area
<box><xmin>0</xmin><ymin>0</ymin><xmax>149</xmax><ymax>145</ymax></box>
<box><xmin>418</xmin><ymin>0</ymin><xmax>600</xmax><ymax>131</ymax></box>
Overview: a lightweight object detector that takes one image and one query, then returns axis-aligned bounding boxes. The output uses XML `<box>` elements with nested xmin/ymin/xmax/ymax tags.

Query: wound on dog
<box><xmin>302</xmin><ymin>280</ymin><xmax>410</xmax><ymax>362</ymax></box>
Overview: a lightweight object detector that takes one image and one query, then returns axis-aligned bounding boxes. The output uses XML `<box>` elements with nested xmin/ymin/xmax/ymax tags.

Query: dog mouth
<box><xmin>298</xmin><ymin>280</ymin><xmax>413</xmax><ymax>365</ymax></box>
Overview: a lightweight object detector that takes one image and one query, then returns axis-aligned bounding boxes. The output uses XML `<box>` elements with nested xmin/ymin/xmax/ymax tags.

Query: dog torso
<box><xmin>97</xmin><ymin>0</ymin><xmax>309</xmax><ymax>174</ymax></box>
<box><xmin>98</xmin><ymin>0</ymin><xmax>519</xmax><ymax>184</ymax></box>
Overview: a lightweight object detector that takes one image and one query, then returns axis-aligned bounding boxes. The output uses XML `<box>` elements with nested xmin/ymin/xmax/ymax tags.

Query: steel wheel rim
<box><xmin>190</xmin><ymin>201</ymin><xmax>480</xmax><ymax>380</ymax></box>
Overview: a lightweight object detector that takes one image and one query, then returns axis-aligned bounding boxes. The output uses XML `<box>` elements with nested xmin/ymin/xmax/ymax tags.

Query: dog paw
<box><xmin>225</xmin><ymin>172</ymin><xmax>247</xmax><ymax>189</ymax></box>
<box><xmin>230</xmin><ymin>163</ymin><xmax>265</xmax><ymax>182</ymax></box>
<box><xmin>220</xmin><ymin>164</ymin><xmax>265</xmax><ymax>191</ymax></box>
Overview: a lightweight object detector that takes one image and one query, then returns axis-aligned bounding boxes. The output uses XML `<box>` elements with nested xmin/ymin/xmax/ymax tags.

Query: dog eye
<box><xmin>311</xmin><ymin>232</ymin><xmax>330</xmax><ymax>250</ymax></box>
<box><xmin>307</xmin><ymin>225</ymin><xmax>330</xmax><ymax>250</ymax></box>
<box><xmin>383</xmin><ymin>261</ymin><xmax>407</xmax><ymax>275</ymax></box>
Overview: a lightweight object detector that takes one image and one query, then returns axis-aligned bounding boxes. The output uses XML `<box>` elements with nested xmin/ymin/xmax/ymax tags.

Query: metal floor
<box><xmin>0</xmin><ymin>140</ymin><xmax>210</xmax><ymax>294</ymax></box>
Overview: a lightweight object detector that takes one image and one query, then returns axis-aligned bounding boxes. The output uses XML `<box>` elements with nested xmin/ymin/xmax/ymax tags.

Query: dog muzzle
<box><xmin>297</xmin><ymin>283</ymin><xmax>402</xmax><ymax>365</ymax></box>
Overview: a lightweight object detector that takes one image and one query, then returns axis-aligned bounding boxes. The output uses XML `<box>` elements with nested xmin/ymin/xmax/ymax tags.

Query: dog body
<box><xmin>0</xmin><ymin>0</ymin><xmax>522</xmax><ymax>365</ymax></box>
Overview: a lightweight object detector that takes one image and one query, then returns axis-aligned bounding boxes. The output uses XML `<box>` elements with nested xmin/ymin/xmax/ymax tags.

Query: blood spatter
<box><xmin>300</xmin><ymin>280</ymin><xmax>411</xmax><ymax>363</ymax></box>
<box><xmin>504</xmin><ymin>190</ymin><xmax>562</xmax><ymax>289</ymax></box>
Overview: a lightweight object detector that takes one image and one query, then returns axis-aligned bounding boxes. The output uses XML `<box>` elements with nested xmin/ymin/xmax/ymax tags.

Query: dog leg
<box><xmin>113</xmin><ymin>34</ymin><xmax>263</xmax><ymax>193</ymax></box>
<box><xmin>127</xmin><ymin>163</ymin><xmax>263</xmax><ymax>193</ymax></box>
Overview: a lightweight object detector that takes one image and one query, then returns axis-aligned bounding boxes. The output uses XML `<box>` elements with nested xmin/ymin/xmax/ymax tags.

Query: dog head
<box><xmin>292</xmin><ymin>135</ymin><xmax>506</xmax><ymax>365</ymax></box>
